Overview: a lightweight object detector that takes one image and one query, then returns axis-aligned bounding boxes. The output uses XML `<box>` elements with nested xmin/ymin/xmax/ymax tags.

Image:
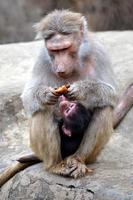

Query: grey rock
<box><xmin>0</xmin><ymin>32</ymin><xmax>133</xmax><ymax>199</ymax></box>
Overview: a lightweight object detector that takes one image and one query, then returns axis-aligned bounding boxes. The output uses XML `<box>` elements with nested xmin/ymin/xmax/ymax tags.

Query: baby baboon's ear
<box><xmin>62</xmin><ymin>126</ymin><xmax>72</xmax><ymax>137</ymax></box>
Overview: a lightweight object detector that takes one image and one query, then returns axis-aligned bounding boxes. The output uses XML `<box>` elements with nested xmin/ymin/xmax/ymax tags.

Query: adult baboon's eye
<box><xmin>62</xmin><ymin>32</ymin><xmax>71</xmax><ymax>35</ymax></box>
<box><xmin>45</xmin><ymin>33</ymin><xmax>54</xmax><ymax>40</ymax></box>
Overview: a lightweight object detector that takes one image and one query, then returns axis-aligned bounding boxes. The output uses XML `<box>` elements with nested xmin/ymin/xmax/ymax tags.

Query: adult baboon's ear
<box><xmin>80</xmin><ymin>16</ymin><xmax>88</xmax><ymax>31</ymax></box>
<box><xmin>33</xmin><ymin>23</ymin><xmax>43</xmax><ymax>40</ymax></box>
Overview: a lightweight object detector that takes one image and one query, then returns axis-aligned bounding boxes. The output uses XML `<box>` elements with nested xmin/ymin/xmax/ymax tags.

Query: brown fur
<box><xmin>30</xmin><ymin>110</ymin><xmax>62</xmax><ymax>169</ymax></box>
<box><xmin>0</xmin><ymin>83</ymin><xmax>132</xmax><ymax>186</ymax></box>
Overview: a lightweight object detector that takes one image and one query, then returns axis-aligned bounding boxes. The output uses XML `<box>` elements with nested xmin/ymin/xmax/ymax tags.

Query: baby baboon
<box><xmin>58</xmin><ymin>95</ymin><xmax>92</xmax><ymax>159</ymax></box>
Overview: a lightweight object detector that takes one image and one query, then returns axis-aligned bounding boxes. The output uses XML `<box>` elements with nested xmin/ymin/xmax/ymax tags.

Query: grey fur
<box><xmin>21</xmin><ymin>11</ymin><xmax>117</xmax><ymax>117</ymax></box>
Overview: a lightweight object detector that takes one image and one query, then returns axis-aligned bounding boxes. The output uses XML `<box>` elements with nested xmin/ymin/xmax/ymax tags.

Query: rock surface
<box><xmin>0</xmin><ymin>31</ymin><xmax>133</xmax><ymax>199</ymax></box>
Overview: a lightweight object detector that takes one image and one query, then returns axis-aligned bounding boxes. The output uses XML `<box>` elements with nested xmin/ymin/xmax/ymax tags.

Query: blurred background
<box><xmin>0</xmin><ymin>0</ymin><xmax>133</xmax><ymax>44</ymax></box>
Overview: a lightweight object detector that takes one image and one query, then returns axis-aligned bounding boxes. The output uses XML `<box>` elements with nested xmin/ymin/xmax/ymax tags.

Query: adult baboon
<box><xmin>21</xmin><ymin>10</ymin><xmax>117</xmax><ymax>178</ymax></box>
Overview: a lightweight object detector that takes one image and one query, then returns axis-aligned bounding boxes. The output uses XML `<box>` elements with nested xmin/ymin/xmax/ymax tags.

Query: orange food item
<box><xmin>54</xmin><ymin>84</ymin><xmax>70</xmax><ymax>94</ymax></box>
